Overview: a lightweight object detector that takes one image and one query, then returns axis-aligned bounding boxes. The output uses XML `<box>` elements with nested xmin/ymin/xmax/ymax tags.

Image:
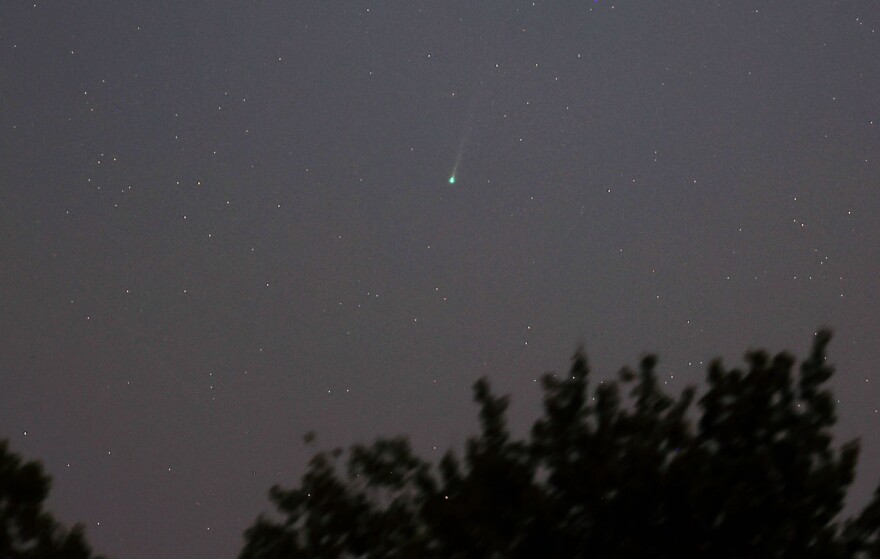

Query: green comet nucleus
<box><xmin>448</xmin><ymin>175</ymin><xmax>456</xmax><ymax>184</ymax></box>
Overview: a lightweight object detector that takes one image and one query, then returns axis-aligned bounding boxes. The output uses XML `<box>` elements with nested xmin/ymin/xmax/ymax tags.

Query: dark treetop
<box><xmin>0</xmin><ymin>440</ymin><xmax>102</xmax><ymax>559</ymax></box>
<box><xmin>241</xmin><ymin>331</ymin><xmax>880</xmax><ymax>558</ymax></box>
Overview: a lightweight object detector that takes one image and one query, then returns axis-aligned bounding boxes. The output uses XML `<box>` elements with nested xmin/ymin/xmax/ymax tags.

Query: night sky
<box><xmin>1</xmin><ymin>2</ymin><xmax>879</xmax><ymax>557</ymax></box>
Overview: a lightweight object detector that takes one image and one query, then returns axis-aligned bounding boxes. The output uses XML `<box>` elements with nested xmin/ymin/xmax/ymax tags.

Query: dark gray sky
<box><xmin>1</xmin><ymin>2</ymin><xmax>879</xmax><ymax>557</ymax></box>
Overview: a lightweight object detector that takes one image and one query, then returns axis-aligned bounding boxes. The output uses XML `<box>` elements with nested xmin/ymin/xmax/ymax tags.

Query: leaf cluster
<box><xmin>0</xmin><ymin>440</ymin><xmax>103</xmax><ymax>559</ymax></box>
<box><xmin>240</xmin><ymin>331</ymin><xmax>880</xmax><ymax>558</ymax></box>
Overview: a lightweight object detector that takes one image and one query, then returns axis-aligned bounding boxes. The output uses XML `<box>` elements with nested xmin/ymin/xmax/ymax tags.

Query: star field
<box><xmin>1</xmin><ymin>2</ymin><xmax>879</xmax><ymax>557</ymax></box>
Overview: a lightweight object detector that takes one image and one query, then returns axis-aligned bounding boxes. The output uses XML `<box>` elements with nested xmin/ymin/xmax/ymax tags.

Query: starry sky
<box><xmin>1</xmin><ymin>2</ymin><xmax>879</xmax><ymax>557</ymax></box>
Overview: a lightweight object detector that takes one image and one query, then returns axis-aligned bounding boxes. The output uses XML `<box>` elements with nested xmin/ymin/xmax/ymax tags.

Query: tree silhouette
<box><xmin>240</xmin><ymin>330</ymin><xmax>880</xmax><ymax>558</ymax></box>
<box><xmin>0</xmin><ymin>440</ymin><xmax>102</xmax><ymax>559</ymax></box>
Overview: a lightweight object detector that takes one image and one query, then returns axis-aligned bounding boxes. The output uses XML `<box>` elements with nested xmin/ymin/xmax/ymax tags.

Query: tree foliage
<box><xmin>240</xmin><ymin>330</ymin><xmax>880</xmax><ymax>558</ymax></box>
<box><xmin>0</xmin><ymin>440</ymin><xmax>102</xmax><ymax>559</ymax></box>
